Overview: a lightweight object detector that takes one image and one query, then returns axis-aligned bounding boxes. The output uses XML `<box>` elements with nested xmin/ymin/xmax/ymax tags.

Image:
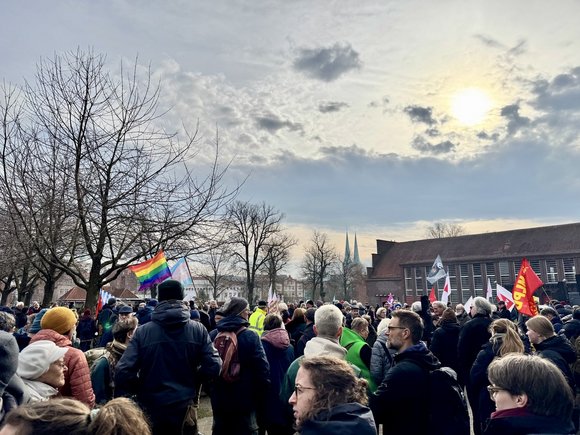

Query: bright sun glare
<box><xmin>451</xmin><ymin>88</ymin><xmax>493</xmax><ymax>126</ymax></box>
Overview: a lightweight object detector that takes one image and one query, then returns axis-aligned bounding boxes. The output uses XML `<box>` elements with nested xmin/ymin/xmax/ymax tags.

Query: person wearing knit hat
<box><xmin>28</xmin><ymin>308</ymin><xmax>48</xmax><ymax>335</ymax></box>
<box><xmin>40</xmin><ymin>307</ymin><xmax>77</xmax><ymax>336</ymax></box>
<box><xmin>115</xmin><ymin>282</ymin><xmax>221</xmax><ymax>433</ymax></box>
<box><xmin>30</xmin><ymin>308</ymin><xmax>95</xmax><ymax>408</ymax></box>
<box><xmin>220</xmin><ymin>297</ymin><xmax>250</xmax><ymax>318</ymax></box>
<box><xmin>17</xmin><ymin>340</ymin><xmax>68</xmax><ymax>402</ymax></box>
<box><xmin>210</xmin><ymin>296</ymin><xmax>270</xmax><ymax>434</ymax></box>
<box><xmin>157</xmin><ymin>279</ymin><xmax>185</xmax><ymax>302</ymax></box>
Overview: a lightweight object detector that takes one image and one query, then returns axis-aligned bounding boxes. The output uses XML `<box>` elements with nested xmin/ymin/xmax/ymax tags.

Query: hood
<box><xmin>304</xmin><ymin>336</ymin><xmax>346</xmax><ymax>359</ymax></box>
<box><xmin>29</xmin><ymin>328</ymin><xmax>71</xmax><ymax>347</ymax></box>
<box><xmin>301</xmin><ymin>402</ymin><xmax>376</xmax><ymax>435</ymax></box>
<box><xmin>261</xmin><ymin>328</ymin><xmax>290</xmax><ymax>349</ymax></box>
<box><xmin>536</xmin><ymin>335</ymin><xmax>576</xmax><ymax>363</ymax></box>
<box><xmin>151</xmin><ymin>300</ymin><xmax>191</xmax><ymax>328</ymax></box>
<box><xmin>395</xmin><ymin>342</ymin><xmax>441</xmax><ymax>371</ymax></box>
<box><xmin>340</xmin><ymin>327</ymin><xmax>364</xmax><ymax>347</ymax></box>
<box><xmin>440</xmin><ymin>321</ymin><xmax>461</xmax><ymax>332</ymax></box>
<box><xmin>216</xmin><ymin>314</ymin><xmax>250</xmax><ymax>332</ymax></box>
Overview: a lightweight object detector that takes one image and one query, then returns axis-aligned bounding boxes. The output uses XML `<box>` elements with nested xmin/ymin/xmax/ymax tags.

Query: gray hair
<box><xmin>432</xmin><ymin>301</ymin><xmax>446</xmax><ymax>311</ymax></box>
<box><xmin>376</xmin><ymin>317</ymin><xmax>391</xmax><ymax>335</ymax></box>
<box><xmin>0</xmin><ymin>312</ymin><xmax>16</xmax><ymax>332</ymax></box>
<box><xmin>411</xmin><ymin>301</ymin><xmax>422</xmax><ymax>313</ymax></box>
<box><xmin>314</xmin><ymin>304</ymin><xmax>343</xmax><ymax>338</ymax></box>
<box><xmin>472</xmin><ymin>297</ymin><xmax>493</xmax><ymax>316</ymax></box>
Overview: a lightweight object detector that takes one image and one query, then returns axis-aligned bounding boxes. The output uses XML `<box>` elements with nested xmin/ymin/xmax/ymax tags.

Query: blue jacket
<box><xmin>300</xmin><ymin>402</ymin><xmax>377</xmax><ymax>435</ymax></box>
<box><xmin>114</xmin><ymin>300</ymin><xmax>221</xmax><ymax>412</ymax></box>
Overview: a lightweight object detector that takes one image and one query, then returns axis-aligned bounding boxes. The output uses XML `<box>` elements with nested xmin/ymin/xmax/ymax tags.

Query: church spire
<box><xmin>344</xmin><ymin>232</ymin><xmax>351</xmax><ymax>264</ymax></box>
<box><xmin>353</xmin><ymin>233</ymin><xmax>360</xmax><ymax>264</ymax></box>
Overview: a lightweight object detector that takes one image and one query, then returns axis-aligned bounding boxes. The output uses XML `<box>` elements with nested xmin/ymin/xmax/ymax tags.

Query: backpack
<box><xmin>214</xmin><ymin>326</ymin><xmax>246</xmax><ymax>382</ymax></box>
<box><xmin>428</xmin><ymin>366</ymin><xmax>470</xmax><ymax>435</ymax></box>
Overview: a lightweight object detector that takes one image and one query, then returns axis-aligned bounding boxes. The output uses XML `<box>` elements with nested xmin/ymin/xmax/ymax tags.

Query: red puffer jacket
<box><xmin>30</xmin><ymin>329</ymin><xmax>96</xmax><ymax>408</ymax></box>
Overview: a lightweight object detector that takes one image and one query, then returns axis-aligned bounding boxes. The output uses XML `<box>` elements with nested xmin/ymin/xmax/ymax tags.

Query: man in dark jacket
<box><xmin>115</xmin><ymin>280</ymin><xmax>221</xmax><ymax>435</ymax></box>
<box><xmin>370</xmin><ymin>310</ymin><xmax>441</xmax><ymax>435</ymax></box>
<box><xmin>295</xmin><ymin>307</ymin><xmax>316</xmax><ymax>358</ymax></box>
<box><xmin>210</xmin><ymin>297</ymin><xmax>270</xmax><ymax>435</ymax></box>
<box><xmin>562</xmin><ymin>308</ymin><xmax>580</xmax><ymax>340</ymax></box>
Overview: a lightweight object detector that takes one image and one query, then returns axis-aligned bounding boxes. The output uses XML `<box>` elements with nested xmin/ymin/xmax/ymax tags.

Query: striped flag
<box><xmin>129</xmin><ymin>251</ymin><xmax>172</xmax><ymax>291</ymax></box>
<box><xmin>441</xmin><ymin>274</ymin><xmax>451</xmax><ymax>305</ymax></box>
<box><xmin>170</xmin><ymin>257</ymin><xmax>193</xmax><ymax>287</ymax></box>
<box><xmin>496</xmin><ymin>284</ymin><xmax>515</xmax><ymax>311</ymax></box>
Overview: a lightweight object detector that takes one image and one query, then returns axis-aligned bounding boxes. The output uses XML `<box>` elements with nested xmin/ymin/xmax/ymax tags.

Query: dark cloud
<box><xmin>507</xmin><ymin>39</ymin><xmax>527</xmax><ymax>57</ymax></box>
<box><xmin>369</xmin><ymin>96</ymin><xmax>390</xmax><ymax>108</ymax></box>
<box><xmin>293</xmin><ymin>42</ymin><xmax>362</xmax><ymax>82</ymax></box>
<box><xmin>411</xmin><ymin>136</ymin><xmax>456</xmax><ymax>155</ymax></box>
<box><xmin>255</xmin><ymin>113</ymin><xmax>303</xmax><ymax>134</ymax></box>
<box><xmin>477</xmin><ymin>131</ymin><xmax>500</xmax><ymax>141</ymax></box>
<box><xmin>531</xmin><ymin>67</ymin><xmax>580</xmax><ymax>112</ymax></box>
<box><xmin>500</xmin><ymin>104</ymin><xmax>530</xmax><ymax>134</ymax></box>
<box><xmin>474</xmin><ymin>34</ymin><xmax>504</xmax><ymax>49</ymax></box>
<box><xmin>404</xmin><ymin>105</ymin><xmax>436</xmax><ymax>125</ymax></box>
<box><xmin>425</xmin><ymin>127</ymin><xmax>440</xmax><ymax>137</ymax></box>
<box><xmin>318</xmin><ymin>101</ymin><xmax>349</xmax><ymax>113</ymax></box>
<box><xmin>474</xmin><ymin>35</ymin><xmax>526</xmax><ymax>57</ymax></box>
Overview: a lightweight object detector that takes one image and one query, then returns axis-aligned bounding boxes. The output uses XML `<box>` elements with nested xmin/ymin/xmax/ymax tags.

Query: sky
<box><xmin>2</xmin><ymin>1</ymin><xmax>580</xmax><ymax>274</ymax></box>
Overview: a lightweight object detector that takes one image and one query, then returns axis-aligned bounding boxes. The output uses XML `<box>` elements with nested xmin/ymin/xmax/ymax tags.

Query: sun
<box><xmin>450</xmin><ymin>88</ymin><xmax>493</xmax><ymax>126</ymax></box>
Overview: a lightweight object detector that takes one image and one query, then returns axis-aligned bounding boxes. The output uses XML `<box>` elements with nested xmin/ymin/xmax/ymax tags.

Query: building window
<box><xmin>499</xmin><ymin>261</ymin><xmax>510</xmax><ymax>285</ymax></box>
<box><xmin>529</xmin><ymin>259</ymin><xmax>541</xmax><ymax>278</ymax></box>
<box><xmin>415</xmin><ymin>267</ymin><xmax>424</xmax><ymax>295</ymax></box>
<box><xmin>473</xmin><ymin>263</ymin><xmax>483</xmax><ymax>297</ymax></box>
<box><xmin>405</xmin><ymin>267</ymin><xmax>414</xmax><ymax>297</ymax></box>
<box><xmin>485</xmin><ymin>262</ymin><xmax>496</xmax><ymax>298</ymax></box>
<box><xmin>546</xmin><ymin>259</ymin><xmax>558</xmax><ymax>283</ymax></box>
<box><xmin>459</xmin><ymin>264</ymin><xmax>470</xmax><ymax>302</ymax></box>
<box><xmin>563</xmin><ymin>258</ymin><xmax>576</xmax><ymax>283</ymax></box>
<box><xmin>448</xmin><ymin>265</ymin><xmax>457</xmax><ymax>304</ymax></box>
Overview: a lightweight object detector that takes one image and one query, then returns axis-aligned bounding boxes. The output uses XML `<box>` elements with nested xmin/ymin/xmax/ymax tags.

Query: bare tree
<box><xmin>301</xmin><ymin>230</ymin><xmax>337</xmax><ymax>301</ymax></box>
<box><xmin>0</xmin><ymin>50</ymin><xmax>235</xmax><ymax>308</ymax></box>
<box><xmin>194</xmin><ymin>245</ymin><xmax>236</xmax><ymax>300</ymax></box>
<box><xmin>261</xmin><ymin>233</ymin><xmax>297</xmax><ymax>291</ymax></box>
<box><xmin>227</xmin><ymin>201</ymin><xmax>284</xmax><ymax>303</ymax></box>
<box><xmin>425</xmin><ymin>222</ymin><xmax>465</xmax><ymax>239</ymax></box>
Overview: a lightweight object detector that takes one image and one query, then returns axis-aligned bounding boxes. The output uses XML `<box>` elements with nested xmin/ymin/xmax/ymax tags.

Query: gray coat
<box><xmin>370</xmin><ymin>333</ymin><xmax>395</xmax><ymax>385</ymax></box>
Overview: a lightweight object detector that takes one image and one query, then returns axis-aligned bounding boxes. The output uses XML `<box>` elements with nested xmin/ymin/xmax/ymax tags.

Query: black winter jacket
<box><xmin>370</xmin><ymin>343</ymin><xmax>440</xmax><ymax>435</ymax></box>
<box><xmin>535</xmin><ymin>334</ymin><xmax>576</xmax><ymax>391</ymax></box>
<box><xmin>210</xmin><ymin>314</ymin><xmax>271</xmax><ymax>416</ymax></box>
<box><xmin>300</xmin><ymin>402</ymin><xmax>377</xmax><ymax>435</ymax></box>
<box><xmin>457</xmin><ymin>314</ymin><xmax>492</xmax><ymax>385</ymax></box>
<box><xmin>430</xmin><ymin>321</ymin><xmax>461</xmax><ymax>374</ymax></box>
<box><xmin>114</xmin><ymin>300</ymin><xmax>221</xmax><ymax>412</ymax></box>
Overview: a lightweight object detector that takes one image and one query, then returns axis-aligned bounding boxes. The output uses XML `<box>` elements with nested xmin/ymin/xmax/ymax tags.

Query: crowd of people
<box><xmin>1</xmin><ymin>283</ymin><xmax>580</xmax><ymax>434</ymax></box>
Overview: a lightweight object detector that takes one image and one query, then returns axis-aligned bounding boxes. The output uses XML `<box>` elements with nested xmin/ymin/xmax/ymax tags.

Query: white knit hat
<box><xmin>17</xmin><ymin>340</ymin><xmax>68</xmax><ymax>380</ymax></box>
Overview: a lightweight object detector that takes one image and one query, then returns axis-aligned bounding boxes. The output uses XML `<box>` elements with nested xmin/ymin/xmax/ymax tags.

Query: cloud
<box><xmin>292</xmin><ymin>42</ymin><xmax>362</xmax><ymax>82</ymax></box>
<box><xmin>500</xmin><ymin>104</ymin><xmax>530</xmax><ymax>134</ymax></box>
<box><xmin>531</xmin><ymin>66</ymin><xmax>580</xmax><ymax>112</ymax></box>
<box><xmin>404</xmin><ymin>105</ymin><xmax>436</xmax><ymax>125</ymax></box>
<box><xmin>254</xmin><ymin>113</ymin><xmax>304</xmax><ymax>134</ymax></box>
<box><xmin>411</xmin><ymin>136</ymin><xmax>456</xmax><ymax>154</ymax></box>
<box><xmin>318</xmin><ymin>101</ymin><xmax>349</xmax><ymax>113</ymax></box>
<box><xmin>474</xmin><ymin>34</ymin><xmax>505</xmax><ymax>49</ymax></box>
<box><xmin>477</xmin><ymin>131</ymin><xmax>500</xmax><ymax>141</ymax></box>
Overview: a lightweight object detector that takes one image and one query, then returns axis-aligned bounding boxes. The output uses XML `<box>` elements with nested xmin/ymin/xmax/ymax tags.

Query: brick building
<box><xmin>366</xmin><ymin>222</ymin><xmax>580</xmax><ymax>306</ymax></box>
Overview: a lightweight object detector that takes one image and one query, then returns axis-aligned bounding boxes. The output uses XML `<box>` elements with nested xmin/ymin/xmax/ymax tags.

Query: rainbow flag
<box><xmin>129</xmin><ymin>251</ymin><xmax>172</xmax><ymax>290</ymax></box>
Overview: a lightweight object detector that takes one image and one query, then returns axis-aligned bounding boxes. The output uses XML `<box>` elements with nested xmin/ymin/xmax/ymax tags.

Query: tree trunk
<box><xmin>42</xmin><ymin>274</ymin><xmax>55</xmax><ymax>308</ymax></box>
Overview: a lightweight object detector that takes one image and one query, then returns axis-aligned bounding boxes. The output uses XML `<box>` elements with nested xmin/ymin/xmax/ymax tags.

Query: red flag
<box><xmin>429</xmin><ymin>286</ymin><xmax>437</xmax><ymax>303</ymax></box>
<box><xmin>512</xmin><ymin>258</ymin><xmax>543</xmax><ymax>317</ymax></box>
<box><xmin>95</xmin><ymin>290</ymin><xmax>103</xmax><ymax>318</ymax></box>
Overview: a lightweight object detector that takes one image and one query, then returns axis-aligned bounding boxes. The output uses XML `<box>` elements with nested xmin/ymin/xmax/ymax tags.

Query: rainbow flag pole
<box><xmin>129</xmin><ymin>250</ymin><xmax>172</xmax><ymax>291</ymax></box>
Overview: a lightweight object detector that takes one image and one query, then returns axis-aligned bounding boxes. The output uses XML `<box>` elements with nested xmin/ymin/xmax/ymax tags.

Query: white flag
<box><xmin>427</xmin><ymin>255</ymin><xmax>446</xmax><ymax>284</ymax></box>
<box><xmin>464</xmin><ymin>296</ymin><xmax>474</xmax><ymax>313</ymax></box>
<box><xmin>441</xmin><ymin>274</ymin><xmax>451</xmax><ymax>305</ymax></box>
<box><xmin>496</xmin><ymin>284</ymin><xmax>515</xmax><ymax>311</ymax></box>
<box><xmin>486</xmin><ymin>278</ymin><xmax>493</xmax><ymax>300</ymax></box>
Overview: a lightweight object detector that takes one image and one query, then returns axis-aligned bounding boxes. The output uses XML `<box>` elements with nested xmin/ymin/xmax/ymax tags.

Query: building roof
<box><xmin>59</xmin><ymin>286</ymin><xmax>140</xmax><ymax>301</ymax></box>
<box><xmin>369</xmin><ymin>222</ymin><xmax>580</xmax><ymax>278</ymax></box>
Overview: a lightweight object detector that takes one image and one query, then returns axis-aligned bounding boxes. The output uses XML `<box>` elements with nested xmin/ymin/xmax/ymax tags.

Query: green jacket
<box><xmin>340</xmin><ymin>328</ymin><xmax>377</xmax><ymax>392</ymax></box>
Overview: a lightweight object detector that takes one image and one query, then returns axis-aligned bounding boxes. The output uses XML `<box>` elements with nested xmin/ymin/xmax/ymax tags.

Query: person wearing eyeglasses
<box><xmin>484</xmin><ymin>353</ymin><xmax>574</xmax><ymax>434</ymax></box>
<box><xmin>369</xmin><ymin>310</ymin><xmax>440</xmax><ymax>435</ymax></box>
<box><xmin>288</xmin><ymin>355</ymin><xmax>376</xmax><ymax>434</ymax></box>
<box><xmin>17</xmin><ymin>340</ymin><xmax>68</xmax><ymax>402</ymax></box>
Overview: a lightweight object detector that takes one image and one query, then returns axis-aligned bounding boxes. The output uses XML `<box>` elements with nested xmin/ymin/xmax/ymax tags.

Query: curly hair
<box><xmin>297</xmin><ymin>356</ymin><xmax>368</xmax><ymax>428</ymax></box>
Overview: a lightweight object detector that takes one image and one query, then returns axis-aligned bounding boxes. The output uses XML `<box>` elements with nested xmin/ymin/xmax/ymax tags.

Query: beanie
<box><xmin>146</xmin><ymin>298</ymin><xmax>158</xmax><ymax>307</ymax></box>
<box><xmin>17</xmin><ymin>340</ymin><xmax>68</xmax><ymax>380</ymax></box>
<box><xmin>190</xmin><ymin>309</ymin><xmax>200</xmax><ymax>320</ymax></box>
<box><xmin>257</xmin><ymin>300</ymin><xmax>268</xmax><ymax>308</ymax></box>
<box><xmin>221</xmin><ymin>297</ymin><xmax>249</xmax><ymax>318</ymax></box>
<box><xmin>29</xmin><ymin>308</ymin><xmax>48</xmax><ymax>334</ymax></box>
<box><xmin>0</xmin><ymin>331</ymin><xmax>19</xmax><ymax>392</ymax></box>
<box><xmin>157</xmin><ymin>279</ymin><xmax>184</xmax><ymax>302</ymax></box>
<box><xmin>40</xmin><ymin>307</ymin><xmax>77</xmax><ymax>335</ymax></box>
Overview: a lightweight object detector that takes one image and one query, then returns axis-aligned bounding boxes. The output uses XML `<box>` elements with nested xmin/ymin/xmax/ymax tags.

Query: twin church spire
<box><xmin>344</xmin><ymin>232</ymin><xmax>360</xmax><ymax>265</ymax></box>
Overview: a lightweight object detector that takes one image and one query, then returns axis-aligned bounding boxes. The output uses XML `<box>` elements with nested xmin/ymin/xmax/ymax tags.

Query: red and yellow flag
<box><xmin>512</xmin><ymin>258</ymin><xmax>543</xmax><ymax>317</ymax></box>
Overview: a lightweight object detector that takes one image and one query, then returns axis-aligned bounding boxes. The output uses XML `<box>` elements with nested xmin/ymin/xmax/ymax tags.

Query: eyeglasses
<box><xmin>294</xmin><ymin>385</ymin><xmax>316</xmax><ymax>397</ymax></box>
<box><xmin>387</xmin><ymin>326</ymin><xmax>407</xmax><ymax>332</ymax></box>
<box><xmin>487</xmin><ymin>385</ymin><xmax>510</xmax><ymax>400</ymax></box>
